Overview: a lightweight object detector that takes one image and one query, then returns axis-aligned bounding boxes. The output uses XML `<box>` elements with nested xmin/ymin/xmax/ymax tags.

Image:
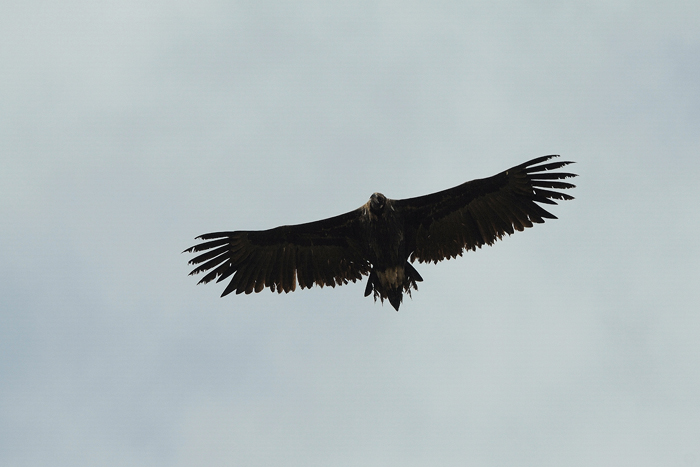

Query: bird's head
<box><xmin>369</xmin><ymin>192</ymin><xmax>386</xmax><ymax>215</ymax></box>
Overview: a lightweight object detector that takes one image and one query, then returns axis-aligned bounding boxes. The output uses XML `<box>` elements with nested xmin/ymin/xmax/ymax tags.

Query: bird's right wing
<box><xmin>395</xmin><ymin>155</ymin><xmax>577</xmax><ymax>263</ymax></box>
<box><xmin>184</xmin><ymin>209</ymin><xmax>371</xmax><ymax>296</ymax></box>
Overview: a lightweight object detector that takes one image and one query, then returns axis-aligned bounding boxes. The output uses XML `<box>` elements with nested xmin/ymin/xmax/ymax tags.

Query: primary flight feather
<box><xmin>185</xmin><ymin>155</ymin><xmax>577</xmax><ymax>310</ymax></box>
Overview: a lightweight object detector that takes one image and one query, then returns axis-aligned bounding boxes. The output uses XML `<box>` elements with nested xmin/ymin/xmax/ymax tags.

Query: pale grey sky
<box><xmin>2</xmin><ymin>1</ymin><xmax>699</xmax><ymax>466</ymax></box>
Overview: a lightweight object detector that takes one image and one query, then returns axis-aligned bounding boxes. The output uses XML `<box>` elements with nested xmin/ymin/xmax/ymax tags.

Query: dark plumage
<box><xmin>184</xmin><ymin>155</ymin><xmax>577</xmax><ymax>310</ymax></box>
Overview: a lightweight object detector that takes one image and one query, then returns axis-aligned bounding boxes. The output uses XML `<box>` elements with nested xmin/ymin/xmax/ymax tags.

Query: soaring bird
<box><xmin>185</xmin><ymin>155</ymin><xmax>576</xmax><ymax>310</ymax></box>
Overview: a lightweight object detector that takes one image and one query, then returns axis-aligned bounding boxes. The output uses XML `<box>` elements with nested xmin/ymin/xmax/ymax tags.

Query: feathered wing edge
<box><xmin>183</xmin><ymin>211</ymin><xmax>371</xmax><ymax>297</ymax></box>
<box><xmin>402</xmin><ymin>155</ymin><xmax>577</xmax><ymax>264</ymax></box>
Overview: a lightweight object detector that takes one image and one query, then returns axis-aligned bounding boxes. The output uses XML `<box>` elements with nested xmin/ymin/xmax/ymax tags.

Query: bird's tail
<box><xmin>364</xmin><ymin>263</ymin><xmax>423</xmax><ymax>311</ymax></box>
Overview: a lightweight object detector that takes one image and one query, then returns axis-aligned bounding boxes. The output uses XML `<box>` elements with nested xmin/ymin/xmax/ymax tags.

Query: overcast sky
<box><xmin>2</xmin><ymin>1</ymin><xmax>699</xmax><ymax>466</ymax></box>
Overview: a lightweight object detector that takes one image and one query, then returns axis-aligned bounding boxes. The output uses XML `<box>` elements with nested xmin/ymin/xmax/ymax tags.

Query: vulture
<box><xmin>185</xmin><ymin>155</ymin><xmax>576</xmax><ymax>310</ymax></box>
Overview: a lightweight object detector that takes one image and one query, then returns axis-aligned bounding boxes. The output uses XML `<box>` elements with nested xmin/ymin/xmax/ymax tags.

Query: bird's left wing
<box><xmin>395</xmin><ymin>155</ymin><xmax>577</xmax><ymax>264</ymax></box>
<box><xmin>184</xmin><ymin>209</ymin><xmax>371</xmax><ymax>296</ymax></box>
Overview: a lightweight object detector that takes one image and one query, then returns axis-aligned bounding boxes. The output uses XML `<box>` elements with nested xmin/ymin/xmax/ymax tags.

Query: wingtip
<box><xmin>523</xmin><ymin>155</ymin><xmax>578</xmax><ymax>170</ymax></box>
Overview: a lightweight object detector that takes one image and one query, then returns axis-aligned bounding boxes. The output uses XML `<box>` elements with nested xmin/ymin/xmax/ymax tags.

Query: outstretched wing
<box><xmin>396</xmin><ymin>155</ymin><xmax>577</xmax><ymax>263</ymax></box>
<box><xmin>184</xmin><ymin>209</ymin><xmax>371</xmax><ymax>296</ymax></box>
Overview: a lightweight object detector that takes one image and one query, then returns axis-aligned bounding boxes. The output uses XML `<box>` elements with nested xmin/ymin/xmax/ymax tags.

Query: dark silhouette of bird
<box><xmin>184</xmin><ymin>155</ymin><xmax>576</xmax><ymax>310</ymax></box>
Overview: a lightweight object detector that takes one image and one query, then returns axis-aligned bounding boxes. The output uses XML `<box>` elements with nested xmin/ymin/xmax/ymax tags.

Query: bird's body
<box><xmin>359</xmin><ymin>193</ymin><xmax>422</xmax><ymax>310</ymax></box>
<box><xmin>185</xmin><ymin>155</ymin><xmax>576</xmax><ymax>310</ymax></box>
